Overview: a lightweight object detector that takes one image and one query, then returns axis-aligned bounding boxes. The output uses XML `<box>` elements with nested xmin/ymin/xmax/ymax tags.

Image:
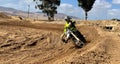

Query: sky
<box><xmin>0</xmin><ymin>0</ymin><xmax>120</xmax><ymax>20</ymax></box>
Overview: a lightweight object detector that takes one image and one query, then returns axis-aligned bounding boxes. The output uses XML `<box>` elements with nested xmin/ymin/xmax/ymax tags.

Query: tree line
<box><xmin>33</xmin><ymin>0</ymin><xmax>96</xmax><ymax>21</ymax></box>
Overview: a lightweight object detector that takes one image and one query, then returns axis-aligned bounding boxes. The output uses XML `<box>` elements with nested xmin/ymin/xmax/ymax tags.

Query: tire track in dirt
<box><xmin>0</xmin><ymin>20</ymin><xmax>105</xmax><ymax>64</ymax></box>
<box><xmin>0</xmin><ymin>21</ymin><xmax>78</xmax><ymax>64</ymax></box>
<box><xmin>53</xmin><ymin>26</ymin><xmax>110</xmax><ymax>64</ymax></box>
<box><xmin>0</xmin><ymin>14</ymin><xmax>120</xmax><ymax>64</ymax></box>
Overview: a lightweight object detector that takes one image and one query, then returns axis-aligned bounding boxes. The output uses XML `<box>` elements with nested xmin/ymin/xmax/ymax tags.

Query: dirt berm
<box><xmin>0</xmin><ymin>18</ymin><xmax>120</xmax><ymax>64</ymax></box>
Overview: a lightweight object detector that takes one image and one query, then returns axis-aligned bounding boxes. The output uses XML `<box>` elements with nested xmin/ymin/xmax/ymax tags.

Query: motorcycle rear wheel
<box><xmin>72</xmin><ymin>38</ymin><xmax>84</xmax><ymax>48</ymax></box>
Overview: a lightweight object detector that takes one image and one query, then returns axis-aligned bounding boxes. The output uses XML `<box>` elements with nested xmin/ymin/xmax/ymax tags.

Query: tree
<box><xmin>33</xmin><ymin>0</ymin><xmax>60</xmax><ymax>21</ymax></box>
<box><xmin>78</xmin><ymin>0</ymin><xmax>96</xmax><ymax>20</ymax></box>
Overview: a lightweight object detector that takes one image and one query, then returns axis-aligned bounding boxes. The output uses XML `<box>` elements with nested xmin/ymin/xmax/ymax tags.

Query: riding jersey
<box><xmin>64</xmin><ymin>21</ymin><xmax>76</xmax><ymax>33</ymax></box>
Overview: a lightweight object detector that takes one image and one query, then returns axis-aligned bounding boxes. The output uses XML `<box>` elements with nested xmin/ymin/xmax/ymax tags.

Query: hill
<box><xmin>0</xmin><ymin>6</ymin><xmax>80</xmax><ymax>20</ymax></box>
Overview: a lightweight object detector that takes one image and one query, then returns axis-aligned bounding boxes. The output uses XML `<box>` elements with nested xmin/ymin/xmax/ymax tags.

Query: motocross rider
<box><xmin>61</xmin><ymin>16</ymin><xmax>77</xmax><ymax>43</ymax></box>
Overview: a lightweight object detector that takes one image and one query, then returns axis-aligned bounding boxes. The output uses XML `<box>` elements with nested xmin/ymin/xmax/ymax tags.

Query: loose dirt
<box><xmin>0</xmin><ymin>14</ymin><xmax>120</xmax><ymax>64</ymax></box>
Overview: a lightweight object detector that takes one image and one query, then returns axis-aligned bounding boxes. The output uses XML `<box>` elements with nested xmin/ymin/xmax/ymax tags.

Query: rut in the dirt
<box><xmin>0</xmin><ymin>22</ymin><xmax>100</xmax><ymax>64</ymax></box>
<box><xmin>0</xmin><ymin>18</ymin><xmax>120</xmax><ymax>64</ymax></box>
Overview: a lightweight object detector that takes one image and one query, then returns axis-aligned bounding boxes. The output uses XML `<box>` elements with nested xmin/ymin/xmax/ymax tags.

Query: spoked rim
<box><xmin>75</xmin><ymin>41</ymin><xmax>84</xmax><ymax>48</ymax></box>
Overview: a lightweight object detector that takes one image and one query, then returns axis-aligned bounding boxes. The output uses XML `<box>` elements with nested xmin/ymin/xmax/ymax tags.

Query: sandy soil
<box><xmin>0</xmin><ymin>14</ymin><xmax>120</xmax><ymax>64</ymax></box>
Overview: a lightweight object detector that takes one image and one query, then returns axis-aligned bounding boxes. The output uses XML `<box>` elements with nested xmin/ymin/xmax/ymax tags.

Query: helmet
<box><xmin>64</xmin><ymin>16</ymin><xmax>71</xmax><ymax>20</ymax></box>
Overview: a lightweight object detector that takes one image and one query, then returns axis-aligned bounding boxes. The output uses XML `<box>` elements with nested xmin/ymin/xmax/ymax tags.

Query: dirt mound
<box><xmin>0</xmin><ymin>13</ymin><xmax>11</xmax><ymax>19</ymax></box>
<box><xmin>0</xmin><ymin>20</ymin><xmax>120</xmax><ymax>64</ymax></box>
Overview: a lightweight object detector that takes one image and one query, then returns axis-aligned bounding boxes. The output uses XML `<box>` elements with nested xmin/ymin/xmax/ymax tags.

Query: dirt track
<box><xmin>0</xmin><ymin>18</ymin><xmax>120</xmax><ymax>64</ymax></box>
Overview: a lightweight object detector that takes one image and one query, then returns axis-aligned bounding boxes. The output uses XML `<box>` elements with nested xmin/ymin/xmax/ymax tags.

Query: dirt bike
<box><xmin>62</xmin><ymin>29</ymin><xmax>86</xmax><ymax>48</ymax></box>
